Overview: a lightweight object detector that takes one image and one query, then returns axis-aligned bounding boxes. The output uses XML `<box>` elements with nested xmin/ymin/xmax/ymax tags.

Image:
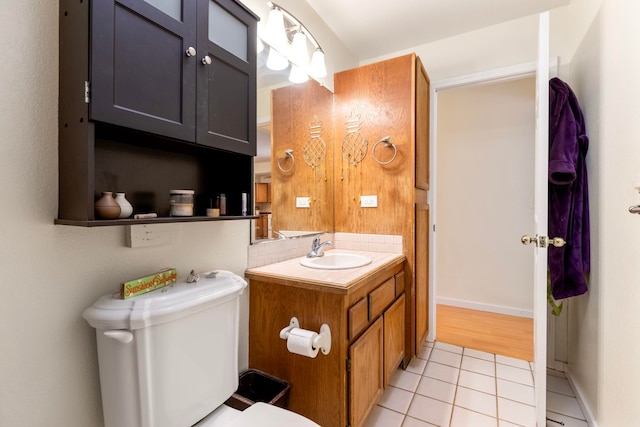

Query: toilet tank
<box><xmin>83</xmin><ymin>270</ymin><xmax>248</xmax><ymax>427</ymax></box>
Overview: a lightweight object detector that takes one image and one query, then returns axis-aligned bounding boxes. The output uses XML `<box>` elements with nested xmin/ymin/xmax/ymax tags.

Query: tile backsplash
<box><xmin>247</xmin><ymin>233</ymin><xmax>403</xmax><ymax>268</ymax></box>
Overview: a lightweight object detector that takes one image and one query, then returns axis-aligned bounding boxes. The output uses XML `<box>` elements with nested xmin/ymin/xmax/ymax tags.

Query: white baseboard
<box><xmin>564</xmin><ymin>364</ymin><xmax>598</xmax><ymax>427</ymax></box>
<box><xmin>436</xmin><ymin>297</ymin><xmax>534</xmax><ymax>319</ymax></box>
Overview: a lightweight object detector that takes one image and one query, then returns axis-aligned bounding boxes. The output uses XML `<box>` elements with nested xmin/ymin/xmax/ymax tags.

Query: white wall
<box><xmin>0</xmin><ymin>3</ymin><xmax>251</xmax><ymax>426</ymax></box>
<box><xmin>363</xmin><ymin>15</ymin><xmax>541</xmax><ymax>81</ymax></box>
<box><xmin>598</xmin><ymin>1</ymin><xmax>640</xmax><ymax>423</ymax></box>
<box><xmin>558</xmin><ymin>2</ymin><xmax>602</xmax><ymax>422</ymax></box>
<box><xmin>436</xmin><ymin>78</ymin><xmax>535</xmax><ymax>316</ymax></box>
<box><xmin>564</xmin><ymin>0</ymin><xmax>640</xmax><ymax>424</ymax></box>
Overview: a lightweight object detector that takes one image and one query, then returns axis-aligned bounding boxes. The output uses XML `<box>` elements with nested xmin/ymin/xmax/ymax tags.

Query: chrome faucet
<box><xmin>307</xmin><ymin>237</ymin><xmax>333</xmax><ymax>258</ymax></box>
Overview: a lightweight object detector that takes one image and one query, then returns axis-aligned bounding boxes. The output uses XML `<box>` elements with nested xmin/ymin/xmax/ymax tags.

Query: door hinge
<box><xmin>84</xmin><ymin>81</ymin><xmax>90</xmax><ymax>103</ymax></box>
<box><xmin>346</xmin><ymin>357</ymin><xmax>351</xmax><ymax>373</ymax></box>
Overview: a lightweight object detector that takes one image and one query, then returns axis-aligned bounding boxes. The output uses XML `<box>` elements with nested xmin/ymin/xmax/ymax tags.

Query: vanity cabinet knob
<box><xmin>185</xmin><ymin>47</ymin><xmax>196</xmax><ymax>57</ymax></box>
<box><xmin>202</xmin><ymin>55</ymin><xmax>212</xmax><ymax>65</ymax></box>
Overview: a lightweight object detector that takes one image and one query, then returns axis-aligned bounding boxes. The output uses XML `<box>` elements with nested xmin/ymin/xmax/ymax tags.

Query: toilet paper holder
<box><xmin>279</xmin><ymin>317</ymin><xmax>332</xmax><ymax>355</ymax></box>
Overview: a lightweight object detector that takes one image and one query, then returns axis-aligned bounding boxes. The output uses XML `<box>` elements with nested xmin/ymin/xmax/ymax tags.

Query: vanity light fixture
<box><xmin>262</xmin><ymin>2</ymin><xmax>328</xmax><ymax>82</ymax></box>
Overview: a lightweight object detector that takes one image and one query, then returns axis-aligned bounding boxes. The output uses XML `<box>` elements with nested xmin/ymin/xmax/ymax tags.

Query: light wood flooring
<box><xmin>435</xmin><ymin>304</ymin><xmax>533</xmax><ymax>361</ymax></box>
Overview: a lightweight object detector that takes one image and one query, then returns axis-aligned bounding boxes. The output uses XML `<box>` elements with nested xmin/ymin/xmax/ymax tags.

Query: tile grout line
<box><xmin>449</xmin><ymin>356</ymin><xmax>462</xmax><ymax>426</ymax></box>
<box><xmin>399</xmin><ymin>343</ymin><xmax>433</xmax><ymax>427</ymax></box>
<box><xmin>494</xmin><ymin>354</ymin><xmax>500</xmax><ymax>426</ymax></box>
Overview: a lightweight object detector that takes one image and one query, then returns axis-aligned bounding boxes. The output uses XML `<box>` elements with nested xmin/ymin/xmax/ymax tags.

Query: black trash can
<box><xmin>225</xmin><ymin>369</ymin><xmax>290</xmax><ymax>411</ymax></box>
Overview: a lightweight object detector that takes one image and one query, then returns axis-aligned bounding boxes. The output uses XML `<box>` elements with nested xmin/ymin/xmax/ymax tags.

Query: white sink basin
<box><xmin>300</xmin><ymin>253</ymin><xmax>372</xmax><ymax>270</ymax></box>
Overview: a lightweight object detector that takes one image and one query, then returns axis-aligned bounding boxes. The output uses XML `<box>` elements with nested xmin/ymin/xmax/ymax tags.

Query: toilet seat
<box><xmin>226</xmin><ymin>403</ymin><xmax>320</xmax><ymax>427</ymax></box>
<box><xmin>195</xmin><ymin>403</ymin><xmax>320</xmax><ymax>427</ymax></box>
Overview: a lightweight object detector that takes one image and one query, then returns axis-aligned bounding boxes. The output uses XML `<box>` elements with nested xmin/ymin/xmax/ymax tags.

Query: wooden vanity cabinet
<box><xmin>57</xmin><ymin>0</ymin><xmax>257</xmax><ymax>225</ymax></box>
<box><xmin>247</xmin><ymin>260</ymin><xmax>406</xmax><ymax>427</ymax></box>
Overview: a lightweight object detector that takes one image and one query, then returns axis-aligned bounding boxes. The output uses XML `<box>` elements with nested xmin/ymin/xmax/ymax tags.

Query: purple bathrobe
<box><xmin>548</xmin><ymin>77</ymin><xmax>590</xmax><ymax>300</ymax></box>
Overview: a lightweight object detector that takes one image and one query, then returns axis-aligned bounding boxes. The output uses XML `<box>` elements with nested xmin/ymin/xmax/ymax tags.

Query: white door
<box><xmin>530</xmin><ymin>12</ymin><xmax>550</xmax><ymax>427</ymax></box>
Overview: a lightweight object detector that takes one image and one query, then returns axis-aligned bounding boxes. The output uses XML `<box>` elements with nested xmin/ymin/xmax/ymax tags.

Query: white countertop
<box><xmin>244</xmin><ymin>249</ymin><xmax>405</xmax><ymax>292</ymax></box>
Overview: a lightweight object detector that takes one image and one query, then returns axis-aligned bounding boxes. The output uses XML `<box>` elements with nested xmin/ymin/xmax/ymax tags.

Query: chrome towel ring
<box><xmin>372</xmin><ymin>136</ymin><xmax>397</xmax><ymax>165</ymax></box>
<box><xmin>277</xmin><ymin>149</ymin><xmax>295</xmax><ymax>173</ymax></box>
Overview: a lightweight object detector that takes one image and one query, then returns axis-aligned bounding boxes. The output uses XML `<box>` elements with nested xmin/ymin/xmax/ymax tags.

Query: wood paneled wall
<box><xmin>333</xmin><ymin>54</ymin><xmax>415</xmax><ymax>237</ymax></box>
<box><xmin>271</xmin><ymin>80</ymin><xmax>334</xmax><ymax>233</ymax></box>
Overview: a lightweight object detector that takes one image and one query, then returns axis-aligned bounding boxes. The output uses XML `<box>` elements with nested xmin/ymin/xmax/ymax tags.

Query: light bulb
<box><xmin>266</xmin><ymin>47</ymin><xmax>289</xmax><ymax>71</ymax></box>
<box><xmin>266</xmin><ymin>8</ymin><xmax>288</xmax><ymax>51</ymax></box>
<box><xmin>309</xmin><ymin>49</ymin><xmax>327</xmax><ymax>78</ymax></box>
<box><xmin>290</xmin><ymin>32</ymin><xmax>309</xmax><ymax>67</ymax></box>
<box><xmin>289</xmin><ymin>64</ymin><xmax>309</xmax><ymax>84</ymax></box>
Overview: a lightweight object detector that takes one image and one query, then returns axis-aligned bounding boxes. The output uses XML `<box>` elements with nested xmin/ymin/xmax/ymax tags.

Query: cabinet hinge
<box><xmin>346</xmin><ymin>357</ymin><xmax>351</xmax><ymax>373</ymax></box>
<box><xmin>84</xmin><ymin>81</ymin><xmax>90</xmax><ymax>103</ymax></box>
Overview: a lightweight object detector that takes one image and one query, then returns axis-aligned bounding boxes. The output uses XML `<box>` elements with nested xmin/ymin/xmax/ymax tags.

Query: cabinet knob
<box><xmin>201</xmin><ymin>55</ymin><xmax>212</xmax><ymax>65</ymax></box>
<box><xmin>185</xmin><ymin>47</ymin><xmax>196</xmax><ymax>57</ymax></box>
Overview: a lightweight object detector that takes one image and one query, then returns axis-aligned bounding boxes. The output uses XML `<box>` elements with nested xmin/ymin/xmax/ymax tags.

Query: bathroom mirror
<box><xmin>251</xmin><ymin>47</ymin><xmax>335</xmax><ymax>243</ymax></box>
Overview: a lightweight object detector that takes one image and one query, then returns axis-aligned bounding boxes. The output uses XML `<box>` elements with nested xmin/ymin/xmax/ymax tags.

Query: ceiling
<box><xmin>303</xmin><ymin>0</ymin><xmax>570</xmax><ymax>60</ymax></box>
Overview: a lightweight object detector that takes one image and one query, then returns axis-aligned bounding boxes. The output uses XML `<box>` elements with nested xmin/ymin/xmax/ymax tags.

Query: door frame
<box><xmin>428</xmin><ymin>57</ymin><xmax>558</xmax><ymax>343</ymax></box>
<box><xmin>428</xmin><ymin>56</ymin><xmax>558</xmax><ymax>425</ymax></box>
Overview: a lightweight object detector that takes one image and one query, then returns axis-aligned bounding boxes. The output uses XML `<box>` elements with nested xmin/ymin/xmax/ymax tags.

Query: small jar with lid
<box><xmin>169</xmin><ymin>190</ymin><xmax>195</xmax><ymax>217</ymax></box>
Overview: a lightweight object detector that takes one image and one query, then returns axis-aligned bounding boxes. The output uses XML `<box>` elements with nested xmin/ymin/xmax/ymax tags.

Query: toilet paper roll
<box><xmin>286</xmin><ymin>328</ymin><xmax>319</xmax><ymax>358</ymax></box>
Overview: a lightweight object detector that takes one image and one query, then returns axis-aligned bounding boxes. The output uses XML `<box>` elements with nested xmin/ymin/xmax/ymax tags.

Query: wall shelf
<box><xmin>55</xmin><ymin>215</ymin><xmax>259</xmax><ymax>227</ymax></box>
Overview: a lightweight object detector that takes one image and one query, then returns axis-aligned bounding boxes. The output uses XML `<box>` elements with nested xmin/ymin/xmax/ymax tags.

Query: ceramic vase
<box><xmin>94</xmin><ymin>192</ymin><xmax>121</xmax><ymax>220</ymax></box>
<box><xmin>114</xmin><ymin>192</ymin><xmax>133</xmax><ymax>218</ymax></box>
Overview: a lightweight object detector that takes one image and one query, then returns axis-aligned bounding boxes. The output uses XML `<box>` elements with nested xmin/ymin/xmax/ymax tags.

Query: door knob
<box><xmin>549</xmin><ymin>237</ymin><xmax>566</xmax><ymax>247</ymax></box>
<box><xmin>201</xmin><ymin>55</ymin><xmax>212</xmax><ymax>65</ymax></box>
<box><xmin>521</xmin><ymin>235</ymin><xmax>566</xmax><ymax>248</ymax></box>
<box><xmin>185</xmin><ymin>47</ymin><xmax>196</xmax><ymax>57</ymax></box>
<box><xmin>521</xmin><ymin>235</ymin><xmax>537</xmax><ymax>246</ymax></box>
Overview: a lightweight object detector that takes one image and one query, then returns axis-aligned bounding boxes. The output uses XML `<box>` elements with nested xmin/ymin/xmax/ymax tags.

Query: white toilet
<box><xmin>83</xmin><ymin>270</ymin><xmax>319</xmax><ymax>427</ymax></box>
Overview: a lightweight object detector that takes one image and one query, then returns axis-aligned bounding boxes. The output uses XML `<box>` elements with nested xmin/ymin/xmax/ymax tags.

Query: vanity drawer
<box><xmin>368</xmin><ymin>278</ymin><xmax>395</xmax><ymax>320</ymax></box>
<box><xmin>349</xmin><ymin>298</ymin><xmax>369</xmax><ymax>340</ymax></box>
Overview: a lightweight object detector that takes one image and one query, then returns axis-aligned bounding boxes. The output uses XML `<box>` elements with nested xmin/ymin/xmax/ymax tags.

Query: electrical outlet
<box><xmin>125</xmin><ymin>224</ymin><xmax>173</xmax><ymax>248</ymax></box>
<box><xmin>296</xmin><ymin>197</ymin><xmax>311</xmax><ymax>208</ymax></box>
<box><xmin>360</xmin><ymin>195</ymin><xmax>378</xmax><ymax>207</ymax></box>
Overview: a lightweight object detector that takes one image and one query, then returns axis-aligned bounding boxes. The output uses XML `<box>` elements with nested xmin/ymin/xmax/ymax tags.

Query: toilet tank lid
<box><xmin>82</xmin><ymin>270</ymin><xmax>247</xmax><ymax>330</ymax></box>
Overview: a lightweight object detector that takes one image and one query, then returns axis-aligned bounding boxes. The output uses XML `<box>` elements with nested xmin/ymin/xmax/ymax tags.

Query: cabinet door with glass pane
<box><xmin>196</xmin><ymin>0</ymin><xmax>257</xmax><ymax>156</ymax></box>
<box><xmin>91</xmin><ymin>0</ymin><xmax>198</xmax><ymax>142</ymax></box>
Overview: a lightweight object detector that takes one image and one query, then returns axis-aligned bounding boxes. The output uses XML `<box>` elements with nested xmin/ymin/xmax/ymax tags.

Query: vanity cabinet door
<box><xmin>415</xmin><ymin>56</ymin><xmax>430</xmax><ymax>190</ymax></box>
<box><xmin>416</xmin><ymin>203</ymin><xmax>430</xmax><ymax>348</ymax></box>
<box><xmin>384</xmin><ymin>294</ymin><xmax>405</xmax><ymax>386</ymax></box>
<box><xmin>91</xmin><ymin>0</ymin><xmax>198</xmax><ymax>142</ymax></box>
<box><xmin>350</xmin><ymin>317</ymin><xmax>383</xmax><ymax>427</ymax></box>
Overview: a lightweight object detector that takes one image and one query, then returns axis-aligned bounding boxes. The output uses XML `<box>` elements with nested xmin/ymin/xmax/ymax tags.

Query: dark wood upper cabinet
<box><xmin>90</xmin><ymin>0</ymin><xmax>256</xmax><ymax>155</ymax></box>
<box><xmin>196</xmin><ymin>0</ymin><xmax>256</xmax><ymax>155</ymax></box>
<box><xmin>58</xmin><ymin>0</ymin><xmax>258</xmax><ymax>226</ymax></box>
